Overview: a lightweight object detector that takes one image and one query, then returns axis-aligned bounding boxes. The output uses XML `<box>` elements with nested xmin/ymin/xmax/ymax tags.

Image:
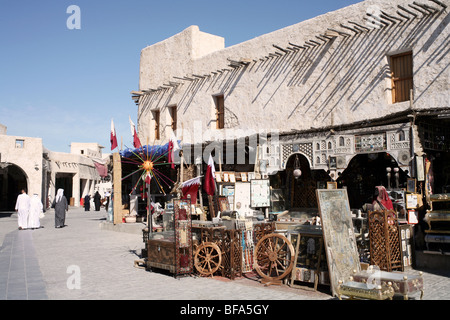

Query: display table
<box><xmin>351</xmin><ymin>269</ymin><xmax>424</xmax><ymax>300</ymax></box>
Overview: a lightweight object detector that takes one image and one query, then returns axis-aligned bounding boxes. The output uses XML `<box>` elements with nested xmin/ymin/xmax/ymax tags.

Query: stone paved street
<box><xmin>1</xmin><ymin>206</ymin><xmax>449</xmax><ymax>304</ymax></box>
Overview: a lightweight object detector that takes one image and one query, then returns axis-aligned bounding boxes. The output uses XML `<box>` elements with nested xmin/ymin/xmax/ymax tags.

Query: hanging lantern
<box><xmin>293</xmin><ymin>155</ymin><xmax>302</xmax><ymax>179</ymax></box>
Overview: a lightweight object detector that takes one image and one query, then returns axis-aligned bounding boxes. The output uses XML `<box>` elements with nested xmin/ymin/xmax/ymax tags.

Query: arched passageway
<box><xmin>0</xmin><ymin>163</ymin><xmax>28</xmax><ymax>211</ymax></box>
<box><xmin>337</xmin><ymin>152</ymin><xmax>408</xmax><ymax>208</ymax></box>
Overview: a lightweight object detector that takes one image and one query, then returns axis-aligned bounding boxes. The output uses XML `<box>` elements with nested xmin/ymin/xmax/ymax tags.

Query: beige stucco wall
<box><xmin>139</xmin><ymin>25</ymin><xmax>225</xmax><ymax>91</ymax></box>
<box><xmin>0</xmin><ymin>135</ymin><xmax>43</xmax><ymax>196</ymax></box>
<box><xmin>136</xmin><ymin>0</ymin><xmax>449</xmax><ymax>147</ymax></box>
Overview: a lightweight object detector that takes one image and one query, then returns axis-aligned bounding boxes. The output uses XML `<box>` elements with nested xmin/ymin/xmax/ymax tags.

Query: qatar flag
<box><xmin>168</xmin><ymin>134</ymin><xmax>180</xmax><ymax>169</ymax></box>
<box><xmin>129</xmin><ymin>116</ymin><xmax>142</xmax><ymax>149</ymax></box>
<box><xmin>145</xmin><ymin>172</ymin><xmax>152</xmax><ymax>185</ymax></box>
<box><xmin>203</xmin><ymin>153</ymin><xmax>216</xmax><ymax>196</ymax></box>
<box><xmin>110</xmin><ymin>119</ymin><xmax>118</xmax><ymax>151</ymax></box>
<box><xmin>181</xmin><ymin>176</ymin><xmax>201</xmax><ymax>204</ymax></box>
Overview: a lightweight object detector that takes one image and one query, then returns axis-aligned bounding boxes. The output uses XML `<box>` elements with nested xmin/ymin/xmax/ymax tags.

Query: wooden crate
<box><xmin>147</xmin><ymin>239</ymin><xmax>176</xmax><ymax>273</ymax></box>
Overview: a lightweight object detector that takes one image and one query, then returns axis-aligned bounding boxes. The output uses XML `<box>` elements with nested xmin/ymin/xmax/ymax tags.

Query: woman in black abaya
<box><xmin>93</xmin><ymin>191</ymin><xmax>101</xmax><ymax>211</ymax></box>
<box><xmin>52</xmin><ymin>188</ymin><xmax>68</xmax><ymax>228</ymax></box>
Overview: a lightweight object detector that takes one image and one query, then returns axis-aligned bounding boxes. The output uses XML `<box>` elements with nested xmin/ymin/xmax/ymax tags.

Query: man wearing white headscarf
<box><xmin>15</xmin><ymin>189</ymin><xmax>30</xmax><ymax>230</ymax></box>
<box><xmin>29</xmin><ymin>193</ymin><xmax>43</xmax><ymax>229</ymax></box>
<box><xmin>52</xmin><ymin>188</ymin><xmax>68</xmax><ymax>228</ymax></box>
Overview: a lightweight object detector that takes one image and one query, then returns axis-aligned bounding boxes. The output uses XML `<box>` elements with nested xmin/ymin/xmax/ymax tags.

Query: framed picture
<box><xmin>408</xmin><ymin>210</ymin><xmax>418</xmax><ymax>224</ymax></box>
<box><xmin>229</xmin><ymin>172</ymin><xmax>236</xmax><ymax>183</ymax></box>
<box><xmin>250</xmin><ymin>179</ymin><xmax>270</xmax><ymax>208</ymax></box>
<box><xmin>327</xmin><ymin>182</ymin><xmax>337</xmax><ymax>189</ymax></box>
<box><xmin>316</xmin><ymin>189</ymin><xmax>360</xmax><ymax>297</ymax></box>
<box><xmin>241</xmin><ymin>172</ymin><xmax>248</xmax><ymax>182</ymax></box>
<box><xmin>223</xmin><ymin>172</ymin><xmax>229</xmax><ymax>182</ymax></box>
<box><xmin>216</xmin><ymin>196</ymin><xmax>230</xmax><ymax>212</ymax></box>
<box><xmin>407</xmin><ymin>178</ymin><xmax>416</xmax><ymax>193</ymax></box>
<box><xmin>215</xmin><ymin>172</ymin><xmax>222</xmax><ymax>182</ymax></box>
<box><xmin>329</xmin><ymin>156</ymin><xmax>337</xmax><ymax>169</ymax></box>
<box><xmin>416</xmin><ymin>156</ymin><xmax>425</xmax><ymax>181</ymax></box>
<box><xmin>317</xmin><ymin>181</ymin><xmax>327</xmax><ymax>189</ymax></box>
<box><xmin>406</xmin><ymin>193</ymin><xmax>418</xmax><ymax>209</ymax></box>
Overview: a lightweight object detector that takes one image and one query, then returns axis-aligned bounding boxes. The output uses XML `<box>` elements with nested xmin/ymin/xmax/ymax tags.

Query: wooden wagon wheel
<box><xmin>194</xmin><ymin>242</ymin><xmax>222</xmax><ymax>277</ymax></box>
<box><xmin>254</xmin><ymin>233</ymin><xmax>295</xmax><ymax>282</ymax></box>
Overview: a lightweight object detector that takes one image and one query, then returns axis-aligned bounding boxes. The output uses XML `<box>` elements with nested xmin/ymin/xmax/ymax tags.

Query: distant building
<box><xmin>0</xmin><ymin>124</ymin><xmax>109</xmax><ymax>210</ymax></box>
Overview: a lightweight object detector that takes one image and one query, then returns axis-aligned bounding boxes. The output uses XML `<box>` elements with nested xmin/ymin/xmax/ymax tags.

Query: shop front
<box><xmin>118</xmin><ymin>115</ymin><xmax>447</xmax><ymax>298</ymax></box>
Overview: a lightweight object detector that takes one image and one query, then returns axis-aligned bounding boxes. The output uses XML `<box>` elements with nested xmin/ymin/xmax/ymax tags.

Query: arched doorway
<box><xmin>285</xmin><ymin>153</ymin><xmax>328</xmax><ymax>208</ymax></box>
<box><xmin>0</xmin><ymin>163</ymin><xmax>28</xmax><ymax>211</ymax></box>
<box><xmin>337</xmin><ymin>152</ymin><xmax>408</xmax><ymax>208</ymax></box>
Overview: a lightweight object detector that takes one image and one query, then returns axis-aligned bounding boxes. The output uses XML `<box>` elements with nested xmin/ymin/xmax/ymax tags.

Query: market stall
<box><xmin>119</xmin><ymin>141</ymin><xmax>426</xmax><ymax>299</ymax></box>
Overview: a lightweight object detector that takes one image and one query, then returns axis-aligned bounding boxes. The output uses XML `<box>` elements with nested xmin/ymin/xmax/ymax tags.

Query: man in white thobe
<box><xmin>15</xmin><ymin>189</ymin><xmax>30</xmax><ymax>230</ymax></box>
<box><xmin>29</xmin><ymin>193</ymin><xmax>43</xmax><ymax>229</ymax></box>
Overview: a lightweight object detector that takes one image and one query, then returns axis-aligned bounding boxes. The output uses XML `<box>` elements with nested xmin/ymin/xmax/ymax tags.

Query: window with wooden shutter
<box><xmin>169</xmin><ymin>105</ymin><xmax>177</xmax><ymax>132</ymax></box>
<box><xmin>390</xmin><ymin>52</ymin><xmax>413</xmax><ymax>103</ymax></box>
<box><xmin>214</xmin><ymin>95</ymin><xmax>225</xmax><ymax>129</ymax></box>
<box><xmin>153</xmin><ymin>110</ymin><xmax>160</xmax><ymax>140</ymax></box>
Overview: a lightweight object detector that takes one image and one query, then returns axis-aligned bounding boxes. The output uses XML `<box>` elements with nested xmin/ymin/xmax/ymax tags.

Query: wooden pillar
<box><xmin>113</xmin><ymin>152</ymin><xmax>123</xmax><ymax>224</ymax></box>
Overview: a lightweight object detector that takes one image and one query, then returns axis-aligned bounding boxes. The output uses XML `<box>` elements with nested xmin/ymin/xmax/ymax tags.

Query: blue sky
<box><xmin>0</xmin><ymin>0</ymin><xmax>362</xmax><ymax>153</ymax></box>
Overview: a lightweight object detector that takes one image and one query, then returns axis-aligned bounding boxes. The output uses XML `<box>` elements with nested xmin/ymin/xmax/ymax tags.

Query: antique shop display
<box><xmin>146</xmin><ymin>198</ymin><xmax>193</xmax><ymax>277</ymax></box>
<box><xmin>368</xmin><ymin>210</ymin><xmax>403</xmax><ymax>272</ymax></box>
<box><xmin>424</xmin><ymin>193</ymin><xmax>450</xmax><ymax>253</ymax></box>
<box><xmin>351</xmin><ymin>268</ymin><xmax>424</xmax><ymax>300</ymax></box>
<box><xmin>288</xmin><ymin>225</ymin><xmax>329</xmax><ymax>291</ymax></box>
<box><xmin>316</xmin><ymin>189</ymin><xmax>361</xmax><ymax>297</ymax></box>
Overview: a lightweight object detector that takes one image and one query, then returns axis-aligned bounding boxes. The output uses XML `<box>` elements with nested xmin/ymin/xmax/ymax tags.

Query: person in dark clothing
<box><xmin>84</xmin><ymin>194</ymin><xmax>91</xmax><ymax>211</ymax></box>
<box><xmin>93</xmin><ymin>191</ymin><xmax>101</xmax><ymax>211</ymax></box>
<box><xmin>52</xmin><ymin>188</ymin><xmax>68</xmax><ymax>228</ymax></box>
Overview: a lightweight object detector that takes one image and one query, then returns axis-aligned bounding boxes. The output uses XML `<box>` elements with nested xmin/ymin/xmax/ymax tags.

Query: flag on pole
<box><xmin>204</xmin><ymin>153</ymin><xmax>216</xmax><ymax>196</ymax></box>
<box><xmin>129</xmin><ymin>116</ymin><xmax>142</xmax><ymax>149</ymax></box>
<box><xmin>168</xmin><ymin>133</ymin><xmax>180</xmax><ymax>169</ymax></box>
<box><xmin>181</xmin><ymin>176</ymin><xmax>202</xmax><ymax>204</ymax></box>
<box><xmin>145</xmin><ymin>172</ymin><xmax>152</xmax><ymax>185</ymax></box>
<box><xmin>110</xmin><ymin>119</ymin><xmax>118</xmax><ymax>151</ymax></box>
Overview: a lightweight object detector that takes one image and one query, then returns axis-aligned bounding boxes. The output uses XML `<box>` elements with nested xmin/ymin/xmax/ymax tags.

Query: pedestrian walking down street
<box><xmin>29</xmin><ymin>193</ymin><xmax>44</xmax><ymax>229</ymax></box>
<box><xmin>84</xmin><ymin>194</ymin><xmax>91</xmax><ymax>211</ymax></box>
<box><xmin>93</xmin><ymin>191</ymin><xmax>101</xmax><ymax>211</ymax></box>
<box><xmin>52</xmin><ymin>188</ymin><xmax>68</xmax><ymax>228</ymax></box>
<box><xmin>15</xmin><ymin>188</ymin><xmax>30</xmax><ymax>230</ymax></box>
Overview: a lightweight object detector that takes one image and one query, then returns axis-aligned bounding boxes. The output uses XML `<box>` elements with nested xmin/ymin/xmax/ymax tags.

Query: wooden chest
<box><xmin>351</xmin><ymin>270</ymin><xmax>424</xmax><ymax>300</ymax></box>
<box><xmin>147</xmin><ymin>239</ymin><xmax>176</xmax><ymax>273</ymax></box>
